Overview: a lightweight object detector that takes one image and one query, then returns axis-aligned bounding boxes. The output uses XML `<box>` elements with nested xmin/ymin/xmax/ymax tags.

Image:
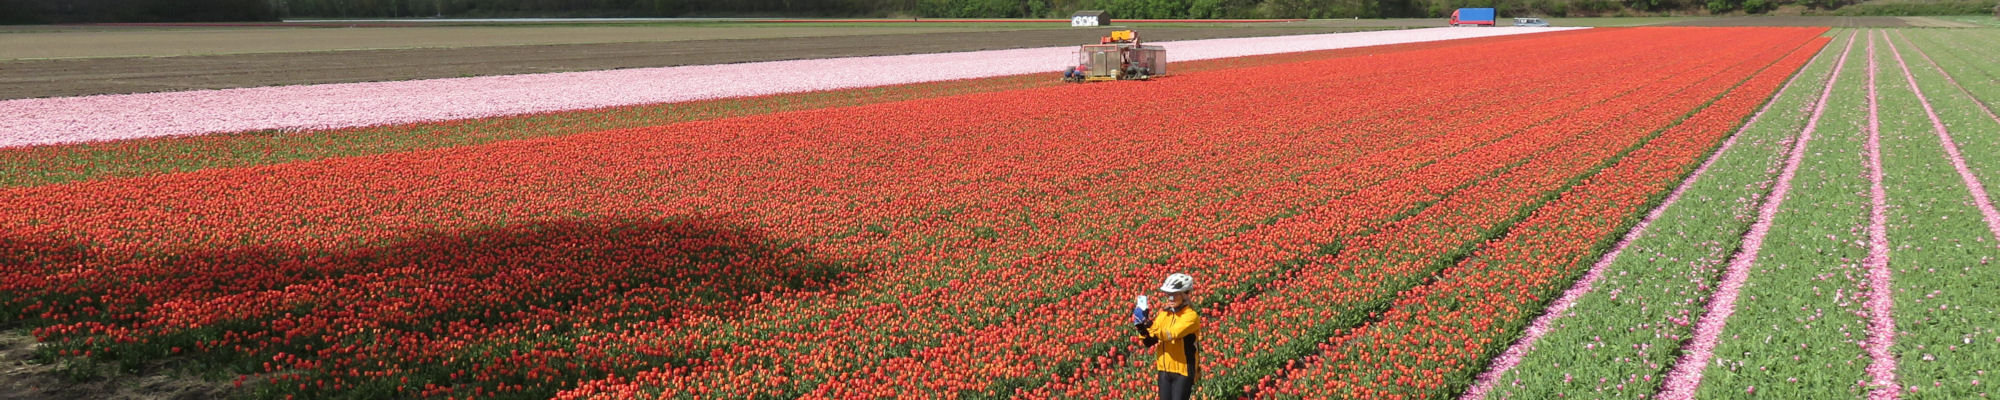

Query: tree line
<box><xmin>4</xmin><ymin>0</ymin><xmax>277</xmax><ymax>23</ymax></box>
<box><xmin>3</xmin><ymin>0</ymin><xmax>1994</xmax><ymax>24</ymax></box>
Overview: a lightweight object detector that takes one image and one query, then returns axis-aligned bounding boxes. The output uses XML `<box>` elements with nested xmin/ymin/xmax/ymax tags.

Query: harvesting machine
<box><xmin>1060</xmin><ymin>30</ymin><xmax>1166</xmax><ymax>83</ymax></box>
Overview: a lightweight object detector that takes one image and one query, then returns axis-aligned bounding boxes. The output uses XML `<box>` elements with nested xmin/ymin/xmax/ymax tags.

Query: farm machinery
<box><xmin>1061</xmin><ymin>30</ymin><xmax>1166</xmax><ymax>82</ymax></box>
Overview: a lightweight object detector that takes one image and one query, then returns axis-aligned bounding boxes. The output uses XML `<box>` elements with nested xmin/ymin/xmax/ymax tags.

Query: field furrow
<box><xmin>1245</xmin><ymin>28</ymin><xmax>1826</xmax><ymax>400</ymax></box>
<box><xmin>1264</xmin><ymin>29</ymin><xmax>1827</xmax><ymax>400</ymax></box>
<box><xmin>1876</xmin><ymin>30</ymin><xmax>2000</xmax><ymax>399</ymax></box>
<box><xmin>1488</xmin><ymin>30</ymin><xmax>1856</xmax><ymax>400</ymax></box>
<box><xmin>1678</xmin><ymin>29</ymin><xmax>1879</xmax><ymax>398</ymax></box>
<box><xmin>1462</xmin><ymin>30</ymin><xmax>1834</xmax><ymax>400</ymax></box>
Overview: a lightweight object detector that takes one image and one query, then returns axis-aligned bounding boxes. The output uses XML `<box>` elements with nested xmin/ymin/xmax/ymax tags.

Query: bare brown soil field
<box><xmin>0</xmin><ymin>25</ymin><xmax>1026</xmax><ymax>59</ymax></box>
<box><xmin>0</xmin><ymin>26</ymin><xmax>1371</xmax><ymax>100</ymax></box>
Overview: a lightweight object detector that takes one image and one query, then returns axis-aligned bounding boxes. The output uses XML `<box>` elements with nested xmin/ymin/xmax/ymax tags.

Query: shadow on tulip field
<box><xmin>0</xmin><ymin>215</ymin><xmax>864</xmax><ymax>398</ymax></box>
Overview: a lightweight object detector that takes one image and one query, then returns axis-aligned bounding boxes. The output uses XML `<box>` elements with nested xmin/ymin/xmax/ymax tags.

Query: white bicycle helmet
<box><xmin>1159</xmin><ymin>273</ymin><xmax>1194</xmax><ymax>293</ymax></box>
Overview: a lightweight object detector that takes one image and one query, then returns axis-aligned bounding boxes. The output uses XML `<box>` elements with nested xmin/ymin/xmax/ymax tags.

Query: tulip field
<box><xmin>1474</xmin><ymin>29</ymin><xmax>2000</xmax><ymax>400</ymax></box>
<box><xmin>5</xmin><ymin>25</ymin><xmax>1999</xmax><ymax>400</ymax></box>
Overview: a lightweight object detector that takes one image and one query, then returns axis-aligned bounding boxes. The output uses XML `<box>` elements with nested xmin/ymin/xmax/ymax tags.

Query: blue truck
<box><xmin>1450</xmin><ymin>8</ymin><xmax>1496</xmax><ymax>26</ymax></box>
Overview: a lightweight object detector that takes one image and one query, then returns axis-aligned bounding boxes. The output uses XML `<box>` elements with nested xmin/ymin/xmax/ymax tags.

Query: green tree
<box><xmin>1705</xmin><ymin>0</ymin><xmax>1738</xmax><ymax>13</ymax></box>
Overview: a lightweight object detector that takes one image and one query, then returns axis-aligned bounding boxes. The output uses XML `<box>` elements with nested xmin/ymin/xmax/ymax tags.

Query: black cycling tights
<box><xmin>1156</xmin><ymin>371</ymin><xmax>1193</xmax><ymax>400</ymax></box>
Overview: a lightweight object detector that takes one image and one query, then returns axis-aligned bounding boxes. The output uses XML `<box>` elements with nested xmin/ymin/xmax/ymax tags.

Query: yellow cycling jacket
<box><xmin>1147</xmin><ymin>306</ymin><xmax>1202</xmax><ymax>377</ymax></box>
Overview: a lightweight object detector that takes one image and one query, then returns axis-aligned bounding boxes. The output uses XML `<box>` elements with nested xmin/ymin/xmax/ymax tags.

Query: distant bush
<box><xmin>0</xmin><ymin>0</ymin><xmax>38</xmax><ymax>24</ymax></box>
<box><xmin>916</xmin><ymin>0</ymin><xmax>1014</xmax><ymax>18</ymax></box>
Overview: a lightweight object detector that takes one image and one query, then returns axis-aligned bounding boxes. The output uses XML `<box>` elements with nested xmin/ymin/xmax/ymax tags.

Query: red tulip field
<box><xmin>6</xmin><ymin>25</ymin><xmax>1999</xmax><ymax>399</ymax></box>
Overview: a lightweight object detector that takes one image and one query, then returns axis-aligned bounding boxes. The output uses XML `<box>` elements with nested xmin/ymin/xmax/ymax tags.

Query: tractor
<box><xmin>1061</xmin><ymin>30</ymin><xmax>1166</xmax><ymax>83</ymax></box>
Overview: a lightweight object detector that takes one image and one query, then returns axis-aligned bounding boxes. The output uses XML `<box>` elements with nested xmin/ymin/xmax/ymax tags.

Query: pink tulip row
<box><xmin>1654</xmin><ymin>32</ymin><xmax>1859</xmax><ymax>400</ymax></box>
<box><xmin>1874</xmin><ymin>29</ymin><xmax>2000</xmax><ymax>399</ymax></box>
<box><xmin>1458</xmin><ymin>29</ymin><xmax>1822</xmax><ymax>400</ymax></box>
<box><xmin>1858</xmin><ymin>30</ymin><xmax>1898</xmax><ymax>400</ymax></box>
<box><xmin>1875</xmin><ymin>29</ymin><xmax>2000</xmax><ymax>399</ymax></box>
<box><xmin>1515</xmin><ymin>28</ymin><xmax>2000</xmax><ymax>399</ymax></box>
<box><xmin>1885</xmin><ymin>31</ymin><xmax>2000</xmax><ymax>249</ymax></box>
<box><xmin>0</xmin><ymin>27</ymin><xmax>1581</xmax><ymax>149</ymax></box>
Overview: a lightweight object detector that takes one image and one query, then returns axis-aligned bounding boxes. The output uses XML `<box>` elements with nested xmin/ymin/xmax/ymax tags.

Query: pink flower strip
<box><xmin>1859</xmin><ymin>30</ymin><xmax>1900</xmax><ymax>400</ymax></box>
<box><xmin>1891</xmin><ymin>30</ymin><xmax>2000</xmax><ymax>243</ymax></box>
<box><xmin>1457</xmin><ymin>28</ymin><xmax>1824</xmax><ymax>400</ymax></box>
<box><xmin>0</xmin><ymin>27</ymin><xmax>1581</xmax><ymax>149</ymax></box>
<box><xmin>1655</xmin><ymin>31</ymin><xmax>1858</xmax><ymax>400</ymax></box>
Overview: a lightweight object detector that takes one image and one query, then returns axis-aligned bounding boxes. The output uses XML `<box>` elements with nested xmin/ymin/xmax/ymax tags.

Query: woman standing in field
<box><xmin>1135</xmin><ymin>273</ymin><xmax>1201</xmax><ymax>400</ymax></box>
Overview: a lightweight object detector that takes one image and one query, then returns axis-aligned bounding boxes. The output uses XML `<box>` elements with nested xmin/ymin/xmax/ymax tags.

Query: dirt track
<box><xmin>0</xmin><ymin>26</ymin><xmax>1372</xmax><ymax>100</ymax></box>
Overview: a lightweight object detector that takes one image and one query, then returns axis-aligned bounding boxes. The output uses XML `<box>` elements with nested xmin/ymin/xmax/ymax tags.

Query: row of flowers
<box><xmin>1489</xmin><ymin>27</ymin><xmax>2000</xmax><ymax>400</ymax></box>
<box><xmin>1880</xmin><ymin>28</ymin><xmax>2000</xmax><ymax>400</ymax></box>
<box><xmin>1271</xmin><ymin>29</ymin><xmax>1827</xmax><ymax>400</ymax></box>
<box><xmin>1469</xmin><ymin>28</ymin><xmax>1849</xmax><ymax>400</ymax></box>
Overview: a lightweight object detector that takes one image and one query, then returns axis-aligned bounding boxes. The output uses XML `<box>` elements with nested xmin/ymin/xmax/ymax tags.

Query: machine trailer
<box><xmin>1061</xmin><ymin>30</ymin><xmax>1166</xmax><ymax>83</ymax></box>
